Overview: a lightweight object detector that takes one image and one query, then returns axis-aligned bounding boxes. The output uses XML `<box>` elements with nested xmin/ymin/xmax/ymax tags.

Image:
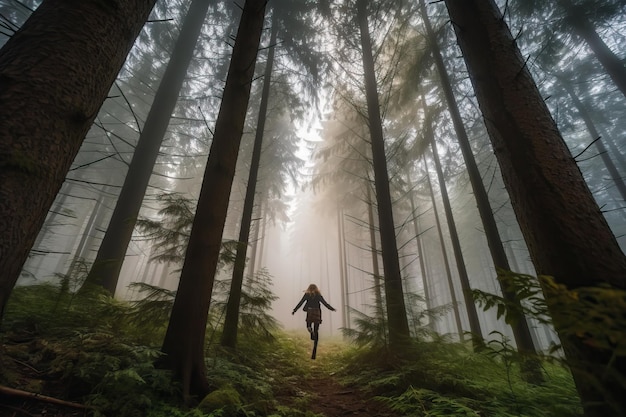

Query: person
<box><xmin>292</xmin><ymin>284</ymin><xmax>336</xmax><ymax>340</ymax></box>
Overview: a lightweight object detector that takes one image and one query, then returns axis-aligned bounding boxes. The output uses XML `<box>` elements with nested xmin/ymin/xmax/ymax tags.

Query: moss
<box><xmin>198</xmin><ymin>385</ymin><xmax>242</xmax><ymax>413</ymax></box>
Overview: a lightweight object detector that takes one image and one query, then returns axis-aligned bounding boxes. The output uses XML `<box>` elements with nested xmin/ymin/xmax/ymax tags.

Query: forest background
<box><xmin>0</xmin><ymin>0</ymin><xmax>625</xmax><ymax>416</ymax></box>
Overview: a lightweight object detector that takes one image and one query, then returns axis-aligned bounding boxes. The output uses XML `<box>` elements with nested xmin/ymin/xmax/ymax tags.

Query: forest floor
<box><xmin>0</xmin><ymin>333</ymin><xmax>402</xmax><ymax>417</ymax></box>
<box><xmin>275</xmin><ymin>336</ymin><xmax>402</xmax><ymax>417</ymax></box>
<box><xmin>297</xmin><ymin>367</ymin><xmax>400</xmax><ymax>417</ymax></box>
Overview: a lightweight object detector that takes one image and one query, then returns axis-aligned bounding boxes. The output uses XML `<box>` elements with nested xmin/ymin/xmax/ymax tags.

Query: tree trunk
<box><xmin>158</xmin><ymin>0</ymin><xmax>266</xmax><ymax>401</ymax></box>
<box><xmin>406</xmin><ymin>170</ymin><xmax>435</xmax><ymax>332</ymax></box>
<box><xmin>356</xmin><ymin>0</ymin><xmax>410</xmax><ymax>350</ymax></box>
<box><xmin>420</xmin><ymin>0</ymin><xmax>539</xmax><ymax>366</ymax></box>
<box><xmin>365</xmin><ymin>183</ymin><xmax>384</xmax><ymax>319</ymax></box>
<box><xmin>337</xmin><ymin>207</ymin><xmax>349</xmax><ymax>330</ymax></box>
<box><xmin>0</xmin><ymin>0</ymin><xmax>156</xmax><ymax>319</ymax></box>
<box><xmin>247</xmin><ymin>199</ymin><xmax>263</xmax><ymax>279</ymax></box>
<box><xmin>427</xmin><ymin>145</ymin><xmax>480</xmax><ymax>343</ymax></box>
<box><xmin>565</xmin><ymin>4</ymin><xmax>626</xmax><ymax>100</ymax></box>
<box><xmin>82</xmin><ymin>0</ymin><xmax>213</xmax><ymax>295</ymax></box>
<box><xmin>423</xmin><ymin>156</ymin><xmax>463</xmax><ymax>337</ymax></box>
<box><xmin>221</xmin><ymin>15</ymin><xmax>278</xmax><ymax>349</ymax></box>
<box><xmin>443</xmin><ymin>1</ymin><xmax>626</xmax><ymax>414</ymax></box>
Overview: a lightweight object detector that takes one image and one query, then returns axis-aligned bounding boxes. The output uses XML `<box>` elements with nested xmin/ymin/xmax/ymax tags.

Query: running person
<box><xmin>292</xmin><ymin>284</ymin><xmax>336</xmax><ymax>340</ymax></box>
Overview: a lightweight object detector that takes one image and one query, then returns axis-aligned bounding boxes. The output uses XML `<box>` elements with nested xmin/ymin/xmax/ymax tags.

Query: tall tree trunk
<box><xmin>158</xmin><ymin>0</ymin><xmax>266</xmax><ymax>401</ymax></box>
<box><xmin>443</xmin><ymin>1</ymin><xmax>626</xmax><ymax>414</ymax></box>
<box><xmin>257</xmin><ymin>203</ymin><xmax>268</xmax><ymax>271</ymax></box>
<box><xmin>365</xmin><ymin>184</ymin><xmax>384</xmax><ymax>320</ymax></box>
<box><xmin>340</xmin><ymin>207</ymin><xmax>352</xmax><ymax>328</ymax></box>
<box><xmin>406</xmin><ymin>170</ymin><xmax>435</xmax><ymax>331</ymax></box>
<box><xmin>356</xmin><ymin>0</ymin><xmax>410</xmax><ymax>350</ymax></box>
<box><xmin>420</xmin><ymin>0</ymin><xmax>539</xmax><ymax>366</ymax></box>
<box><xmin>0</xmin><ymin>0</ymin><xmax>156</xmax><ymax>319</ymax></box>
<box><xmin>560</xmin><ymin>79</ymin><xmax>626</xmax><ymax>201</ymax></box>
<box><xmin>428</xmin><ymin>144</ymin><xmax>482</xmax><ymax>342</ymax></box>
<box><xmin>337</xmin><ymin>207</ymin><xmax>349</xmax><ymax>330</ymax></box>
<box><xmin>423</xmin><ymin>156</ymin><xmax>463</xmax><ymax>337</ymax></box>
<box><xmin>221</xmin><ymin>15</ymin><xmax>278</xmax><ymax>349</ymax></box>
<box><xmin>66</xmin><ymin>186</ymin><xmax>109</xmax><ymax>277</ymax></box>
<box><xmin>247</xmin><ymin>199</ymin><xmax>263</xmax><ymax>279</ymax></box>
<box><xmin>564</xmin><ymin>4</ymin><xmax>626</xmax><ymax>100</ymax></box>
<box><xmin>82</xmin><ymin>0</ymin><xmax>213</xmax><ymax>295</ymax></box>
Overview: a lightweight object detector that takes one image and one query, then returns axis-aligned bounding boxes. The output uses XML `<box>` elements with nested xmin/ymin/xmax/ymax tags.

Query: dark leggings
<box><xmin>307</xmin><ymin>322</ymin><xmax>320</xmax><ymax>334</ymax></box>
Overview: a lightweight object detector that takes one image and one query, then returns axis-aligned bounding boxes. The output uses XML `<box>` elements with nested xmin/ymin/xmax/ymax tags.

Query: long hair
<box><xmin>305</xmin><ymin>284</ymin><xmax>321</xmax><ymax>295</ymax></box>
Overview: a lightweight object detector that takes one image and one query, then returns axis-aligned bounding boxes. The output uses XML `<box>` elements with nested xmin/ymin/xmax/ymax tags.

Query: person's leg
<box><xmin>312</xmin><ymin>322</ymin><xmax>320</xmax><ymax>340</ymax></box>
<box><xmin>306</xmin><ymin>320</ymin><xmax>312</xmax><ymax>333</ymax></box>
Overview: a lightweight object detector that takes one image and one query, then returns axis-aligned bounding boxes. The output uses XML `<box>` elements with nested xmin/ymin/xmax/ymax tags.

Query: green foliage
<box><xmin>1</xmin><ymin>276</ymin><xmax>312</xmax><ymax>416</ymax></box>
<box><xmin>136</xmin><ymin>192</ymin><xmax>241</xmax><ymax>269</ymax></box>
<box><xmin>337</xmin><ymin>340</ymin><xmax>583</xmax><ymax>416</ymax></box>
<box><xmin>473</xmin><ymin>269</ymin><xmax>626</xmax><ymax>400</ymax></box>
<box><xmin>236</xmin><ymin>269</ymin><xmax>280</xmax><ymax>342</ymax></box>
<box><xmin>471</xmin><ymin>269</ymin><xmax>552</xmax><ymax>330</ymax></box>
<box><xmin>341</xmin><ymin>291</ymin><xmax>445</xmax><ymax>349</ymax></box>
<box><xmin>380</xmin><ymin>386</ymin><xmax>482</xmax><ymax>416</ymax></box>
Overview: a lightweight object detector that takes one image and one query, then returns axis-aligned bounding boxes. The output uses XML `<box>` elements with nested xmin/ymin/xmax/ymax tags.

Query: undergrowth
<box><xmin>335</xmin><ymin>340</ymin><xmax>582</xmax><ymax>416</ymax></box>
<box><xmin>0</xmin><ymin>269</ymin><xmax>596</xmax><ymax>417</ymax></box>
<box><xmin>0</xmin><ymin>278</ymin><xmax>313</xmax><ymax>417</ymax></box>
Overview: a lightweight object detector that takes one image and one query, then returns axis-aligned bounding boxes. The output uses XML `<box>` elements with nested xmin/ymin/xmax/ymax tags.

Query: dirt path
<box><xmin>277</xmin><ymin>338</ymin><xmax>402</xmax><ymax>417</ymax></box>
<box><xmin>302</xmin><ymin>368</ymin><xmax>399</xmax><ymax>417</ymax></box>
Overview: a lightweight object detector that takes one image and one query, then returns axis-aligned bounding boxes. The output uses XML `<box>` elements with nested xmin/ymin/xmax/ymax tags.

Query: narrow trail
<box><xmin>302</xmin><ymin>367</ymin><xmax>399</xmax><ymax>417</ymax></box>
<box><xmin>278</xmin><ymin>337</ymin><xmax>402</xmax><ymax>417</ymax></box>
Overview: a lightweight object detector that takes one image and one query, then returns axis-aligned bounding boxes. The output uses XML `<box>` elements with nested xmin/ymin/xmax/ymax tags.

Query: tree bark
<box><xmin>365</xmin><ymin>184</ymin><xmax>384</xmax><ymax>319</ymax></box>
<box><xmin>158</xmin><ymin>0</ymin><xmax>266</xmax><ymax>401</ymax></box>
<box><xmin>356</xmin><ymin>0</ymin><xmax>410</xmax><ymax>350</ymax></box>
<box><xmin>444</xmin><ymin>0</ymin><xmax>626</xmax><ymax>414</ymax></box>
<box><xmin>221</xmin><ymin>14</ymin><xmax>278</xmax><ymax>349</ymax></box>
<box><xmin>0</xmin><ymin>0</ymin><xmax>156</xmax><ymax>319</ymax></box>
<box><xmin>82</xmin><ymin>0</ymin><xmax>213</xmax><ymax>295</ymax></box>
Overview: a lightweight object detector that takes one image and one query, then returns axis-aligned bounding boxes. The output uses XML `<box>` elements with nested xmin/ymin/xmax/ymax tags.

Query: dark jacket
<box><xmin>293</xmin><ymin>293</ymin><xmax>335</xmax><ymax>313</ymax></box>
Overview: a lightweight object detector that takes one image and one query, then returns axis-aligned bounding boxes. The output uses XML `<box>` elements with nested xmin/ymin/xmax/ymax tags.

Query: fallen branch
<box><xmin>0</xmin><ymin>385</ymin><xmax>91</xmax><ymax>410</ymax></box>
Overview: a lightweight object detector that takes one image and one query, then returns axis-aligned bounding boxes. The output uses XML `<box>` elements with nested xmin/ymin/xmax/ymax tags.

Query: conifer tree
<box><xmin>0</xmin><ymin>0</ymin><xmax>156</xmax><ymax>318</ymax></box>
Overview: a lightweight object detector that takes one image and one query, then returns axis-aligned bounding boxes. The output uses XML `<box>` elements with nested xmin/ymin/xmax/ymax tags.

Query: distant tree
<box><xmin>81</xmin><ymin>0</ymin><xmax>214</xmax><ymax>295</ymax></box>
<box><xmin>157</xmin><ymin>0</ymin><xmax>266</xmax><ymax>401</ymax></box>
<box><xmin>444</xmin><ymin>0</ymin><xmax>626</xmax><ymax>415</ymax></box>
<box><xmin>558</xmin><ymin>76</ymin><xmax>626</xmax><ymax>201</ymax></box>
<box><xmin>0</xmin><ymin>0</ymin><xmax>156</xmax><ymax>319</ymax></box>
<box><xmin>516</xmin><ymin>0</ymin><xmax>626</xmax><ymax>99</ymax></box>
<box><xmin>421</xmin><ymin>155</ymin><xmax>465</xmax><ymax>337</ymax></box>
<box><xmin>221</xmin><ymin>0</ymin><xmax>324</xmax><ymax>348</ymax></box>
<box><xmin>427</xmin><ymin>127</ymin><xmax>481</xmax><ymax>343</ymax></box>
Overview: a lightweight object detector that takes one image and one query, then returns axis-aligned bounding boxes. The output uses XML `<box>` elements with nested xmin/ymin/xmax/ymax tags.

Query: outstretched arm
<box><xmin>320</xmin><ymin>296</ymin><xmax>336</xmax><ymax>311</ymax></box>
<box><xmin>292</xmin><ymin>294</ymin><xmax>307</xmax><ymax>314</ymax></box>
